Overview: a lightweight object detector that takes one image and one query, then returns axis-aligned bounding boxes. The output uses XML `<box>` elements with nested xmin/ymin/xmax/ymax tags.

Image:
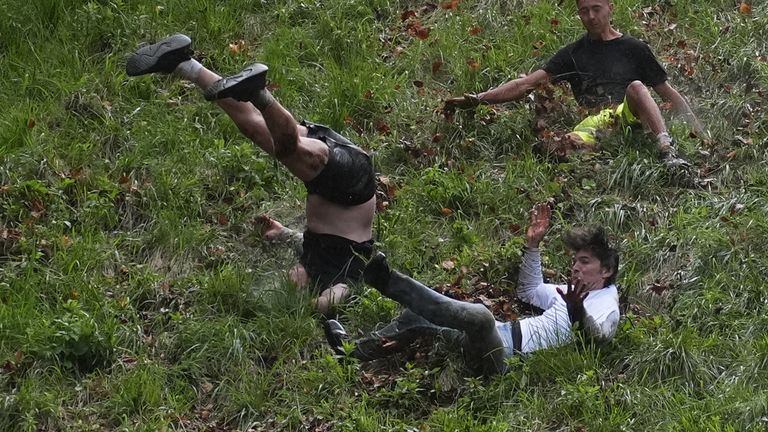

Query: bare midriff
<box><xmin>305</xmin><ymin>194</ymin><xmax>375</xmax><ymax>243</ymax></box>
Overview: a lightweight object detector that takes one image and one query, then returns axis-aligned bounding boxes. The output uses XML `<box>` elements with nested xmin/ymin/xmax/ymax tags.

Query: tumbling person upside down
<box><xmin>325</xmin><ymin>204</ymin><xmax>621</xmax><ymax>376</ymax></box>
<box><xmin>126</xmin><ymin>34</ymin><xmax>376</xmax><ymax>316</ymax></box>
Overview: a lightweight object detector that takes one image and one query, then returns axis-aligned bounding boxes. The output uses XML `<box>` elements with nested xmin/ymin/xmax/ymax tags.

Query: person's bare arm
<box><xmin>478</xmin><ymin>69</ymin><xmax>551</xmax><ymax>104</ymax></box>
<box><xmin>653</xmin><ymin>81</ymin><xmax>707</xmax><ymax>138</ymax></box>
<box><xmin>444</xmin><ymin>69</ymin><xmax>551</xmax><ymax>110</ymax></box>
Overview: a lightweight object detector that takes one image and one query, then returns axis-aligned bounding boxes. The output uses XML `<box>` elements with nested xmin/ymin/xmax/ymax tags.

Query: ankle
<box><xmin>174</xmin><ymin>59</ymin><xmax>203</xmax><ymax>82</ymax></box>
<box><xmin>252</xmin><ymin>89</ymin><xmax>275</xmax><ymax>111</ymax></box>
<box><xmin>656</xmin><ymin>132</ymin><xmax>673</xmax><ymax>153</ymax></box>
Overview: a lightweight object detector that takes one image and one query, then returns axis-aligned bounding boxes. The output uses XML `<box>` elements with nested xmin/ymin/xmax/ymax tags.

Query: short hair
<box><xmin>576</xmin><ymin>0</ymin><xmax>612</xmax><ymax>6</ymax></box>
<box><xmin>562</xmin><ymin>225</ymin><xmax>619</xmax><ymax>285</ymax></box>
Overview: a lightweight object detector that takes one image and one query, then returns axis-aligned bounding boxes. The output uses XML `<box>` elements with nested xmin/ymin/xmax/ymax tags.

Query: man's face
<box><xmin>576</xmin><ymin>0</ymin><xmax>614</xmax><ymax>37</ymax></box>
<box><xmin>571</xmin><ymin>250</ymin><xmax>612</xmax><ymax>289</ymax></box>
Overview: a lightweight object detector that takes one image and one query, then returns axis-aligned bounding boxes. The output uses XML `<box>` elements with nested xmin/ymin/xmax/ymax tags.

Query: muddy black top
<box><xmin>544</xmin><ymin>34</ymin><xmax>667</xmax><ymax>108</ymax></box>
<box><xmin>302</xmin><ymin>121</ymin><xmax>376</xmax><ymax>206</ymax></box>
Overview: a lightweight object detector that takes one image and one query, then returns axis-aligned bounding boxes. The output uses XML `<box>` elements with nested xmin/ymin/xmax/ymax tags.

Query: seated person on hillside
<box><xmin>444</xmin><ymin>0</ymin><xmax>705</xmax><ymax>168</ymax></box>
<box><xmin>126</xmin><ymin>34</ymin><xmax>376</xmax><ymax>316</ymax></box>
<box><xmin>325</xmin><ymin>204</ymin><xmax>620</xmax><ymax>376</ymax></box>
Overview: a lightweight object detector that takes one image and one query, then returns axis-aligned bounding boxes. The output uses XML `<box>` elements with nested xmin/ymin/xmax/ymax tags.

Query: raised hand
<box><xmin>556</xmin><ymin>276</ymin><xmax>590</xmax><ymax>326</ymax></box>
<box><xmin>525</xmin><ymin>203</ymin><xmax>551</xmax><ymax>248</ymax></box>
<box><xmin>556</xmin><ymin>276</ymin><xmax>589</xmax><ymax>306</ymax></box>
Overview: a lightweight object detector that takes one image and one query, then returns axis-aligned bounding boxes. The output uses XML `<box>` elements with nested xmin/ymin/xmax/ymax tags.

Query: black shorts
<box><xmin>300</xmin><ymin>230</ymin><xmax>374</xmax><ymax>291</ymax></box>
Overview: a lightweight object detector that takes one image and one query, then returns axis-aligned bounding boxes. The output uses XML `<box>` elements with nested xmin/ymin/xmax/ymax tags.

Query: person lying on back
<box><xmin>325</xmin><ymin>203</ymin><xmax>620</xmax><ymax>376</ymax></box>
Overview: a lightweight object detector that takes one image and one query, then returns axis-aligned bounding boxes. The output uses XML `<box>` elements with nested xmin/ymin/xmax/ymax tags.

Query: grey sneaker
<box><xmin>126</xmin><ymin>34</ymin><xmax>193</xmax><ymax>76</ymax></box>
<box><xmin>662</xmin><ymin>147</ymin><xmax>691</xmax><ymax>169</ymax></box>
<box><xmin>203</xmin><ymin>63</ymin><xmax>269</xmax><ymax>101</ymax></box>
<box><xmin>663</xmin><ymin>154</ymin><xmax>691</xmax><ymax>169</ymax></box>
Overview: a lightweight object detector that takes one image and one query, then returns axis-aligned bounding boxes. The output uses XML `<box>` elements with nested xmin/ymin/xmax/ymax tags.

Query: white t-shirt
<box><xmin>511</xmin><ymin>247</ymin><xmax>620</xmax><ymax>354</ymax></box>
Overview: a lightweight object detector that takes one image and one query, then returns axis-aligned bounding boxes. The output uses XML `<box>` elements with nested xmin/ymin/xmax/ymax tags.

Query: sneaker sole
<box><xmin>204</xmin><ymin>63</ymin><xmax>269</xmax><ymax>101</ymax></box>
<box><xmin>323</xmin><ymin>320</ymin><xmax>348</xmax><ymax>355</ymax></box>
<box><xmin>126</xmin><ymin>34</ymin><xmax>192</xmax><ymax>76</ymax></box>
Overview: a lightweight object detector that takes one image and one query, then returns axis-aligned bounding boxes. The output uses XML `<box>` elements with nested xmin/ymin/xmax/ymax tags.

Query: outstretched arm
<box><xmin>444</xmin><ymin>69</ymin><xmax>551</xmax><ymax>110</ymax></box>
<box><xmin>478</xmin><ymin>69</ymin><xmax>551</xmax><ymax>104</ymax></box>
<box><xmin>653</xmin><ymin>81</ymin><xmax>707</xmax><ymax>138</ymax></box>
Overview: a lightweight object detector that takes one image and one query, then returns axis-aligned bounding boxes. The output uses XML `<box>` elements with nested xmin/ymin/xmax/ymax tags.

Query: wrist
<box><xmin>524</xmin><ymin>241</ymin><xmax>541</xmax><ymax>249</ymax></box>
<box><xmin>566</xmin><ymin>302</ymin><xmax>586</xmax><ymax>324</ymax></box>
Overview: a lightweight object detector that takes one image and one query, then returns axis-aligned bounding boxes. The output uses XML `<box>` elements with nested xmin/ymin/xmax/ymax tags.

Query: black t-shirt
<box><xmin>543</xmin><ymin>34</ymin><xmax>667</xmax><ymax>108</ymax></box>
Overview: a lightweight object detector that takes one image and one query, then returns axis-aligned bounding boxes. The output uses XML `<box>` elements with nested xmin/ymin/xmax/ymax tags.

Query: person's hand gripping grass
<box><xmin>442</xmin><ymin>93</ymin><xmax>483</xmax><ymax>116</ymax></box>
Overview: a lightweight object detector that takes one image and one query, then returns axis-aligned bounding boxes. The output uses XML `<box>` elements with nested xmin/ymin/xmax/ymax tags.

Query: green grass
<box><xmin>1</xmin><ymin>0</ymin><xmax>768</xmax><ymax>430</ymax></box>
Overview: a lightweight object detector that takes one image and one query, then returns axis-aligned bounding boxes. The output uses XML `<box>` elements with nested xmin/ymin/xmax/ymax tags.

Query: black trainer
<box><xmin>126</xmin><ymin>34</ymin><xmax>193</xmax><ymax>76</ymax></box>
<box><xmin>323</xmin><ymin>319</ymin><xmax>349</xmax><ymax>356</ymax></box>
<box><xmin>204</xmin><ymin>63</ymin><xmax>269</xmax><ymax>102</ymax></box>
<box><xmin>363</xmin><ymin>252</ymin><xmax>392</xmax><ymax>292</ymax></box>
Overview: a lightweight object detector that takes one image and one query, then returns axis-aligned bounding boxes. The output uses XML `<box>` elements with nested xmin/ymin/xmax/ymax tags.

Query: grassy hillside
<box><xmin>1</xmin><ymin>0</ymin><xmax>767</xmax><ymax>430</ymax></box>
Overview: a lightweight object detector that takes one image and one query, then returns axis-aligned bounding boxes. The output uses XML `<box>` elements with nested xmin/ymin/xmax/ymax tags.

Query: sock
<box><xmin>275</xmin><ymin>226</ymin><xmax>302</xmax><ymax>246</ymax></box>
<box><xmin>252</xmin><ymin>89</ymin><xmax>275</xmax><ymax>111</ymax></box>
<box><xmin>174</xmin><ymin>59</ymin><xmax>203</xmax><ymax>82</ymax></box>
<box><xmin>656</xmin><ymin>132</ymin><xmax>673</xmax><ymax>153</ymax></box>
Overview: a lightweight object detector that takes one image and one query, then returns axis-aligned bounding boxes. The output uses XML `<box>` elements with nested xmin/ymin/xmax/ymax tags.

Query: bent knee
<box><xmin>625</xmin><ymin>80</ymin><xmax>649</xmax><ymax>99</ymax></box>
<box><xmin>464</xmin><ymin>304</ymin><xmax>496</xmax><ymax>333</ymax></box>
<box><xmin>314</xmin><ymin>283</ymin><xmax>350</xmax><ymax>316</ymax></box>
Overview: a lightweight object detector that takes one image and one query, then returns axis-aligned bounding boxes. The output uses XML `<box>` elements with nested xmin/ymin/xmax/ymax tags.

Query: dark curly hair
<box><xmin>562</xmin><ymin>225</ymin><xmax>619</xmax><ymax>285</ymax></box>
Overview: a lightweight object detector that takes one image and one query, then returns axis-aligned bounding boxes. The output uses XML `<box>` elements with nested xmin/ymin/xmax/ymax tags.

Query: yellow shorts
<box><xmin>570</xmin><ymin>97</ymin><xmax>639</xmax><ymax>144</ymax></box>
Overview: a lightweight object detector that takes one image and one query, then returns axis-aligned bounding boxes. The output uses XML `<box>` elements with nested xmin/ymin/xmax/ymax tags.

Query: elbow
<box><xmin>515</xmin><ymin>287</ymin><xmax>531</xmax><ymax>303</ymax></box>
<box><xmin>582</xmin><ymin>312</ymin><xmax>619</xmax><ymax>343</ymax></box>
<box><xmin>597</xmin><ymin>318</ymin><xmax>619</xmax><ymax>343</ymax></box>
<box><xmin>579</xmin><ymin>325</ymin><xmax>613</xmax><ymax>345</ymax></box>
<box><xmin>591</xmin><ymin>328</ymin><xmax>615</xmax><ymax>344</ymax></box>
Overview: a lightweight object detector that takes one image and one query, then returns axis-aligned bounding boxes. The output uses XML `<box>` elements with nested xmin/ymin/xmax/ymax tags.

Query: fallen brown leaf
<box><xmin>401</xmin><ymin>9</ymin><xmax>417</xmax><ymax>21</ymax></box>
<box><xmin>738</xmin><ymin>2</ymin><xmax>752</xmax><ymax>14</ymax></box>
<box><xmin>375</xmin><ymin>120</ymin><xmax>390</xmax><ymax>134</ymax></box>
<box><xmin>441</xmin><ymin>0</ymin><xmax>460</xmax><ymax>10</ymax></box>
